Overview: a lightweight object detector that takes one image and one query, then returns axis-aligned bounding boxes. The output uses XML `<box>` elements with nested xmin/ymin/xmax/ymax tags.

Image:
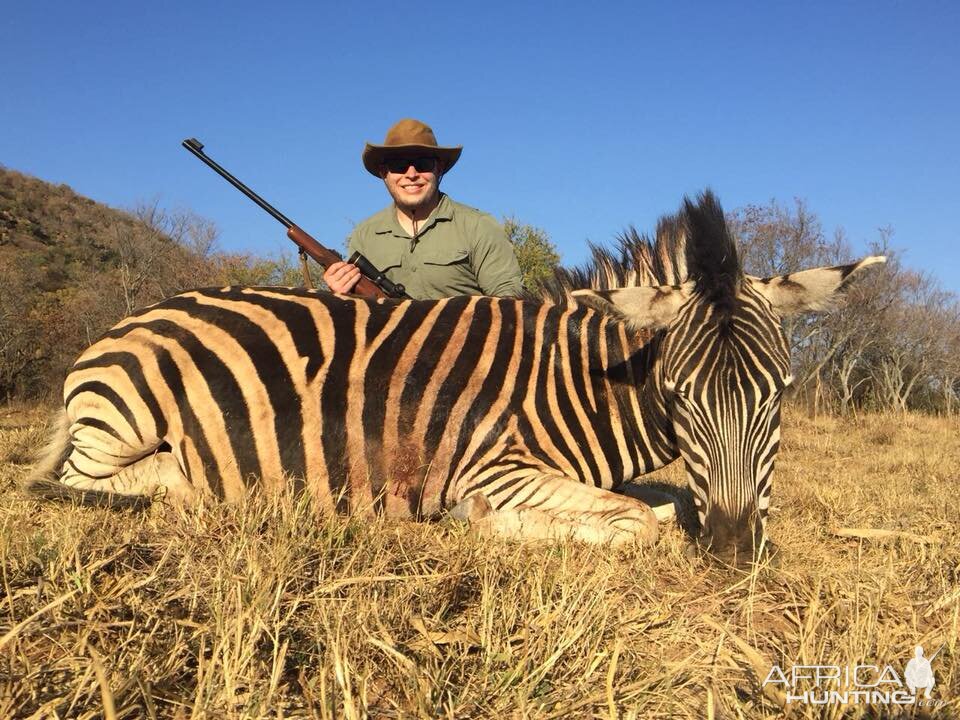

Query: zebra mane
<box><xmin>538</xmin><ymin>190</ymin><xmax>742</xmax><ymax>325</ymax></box>
<box><xmin>683</xmin><ymin>190</ymin><xmax>742</xmax><ymax>326</ymax></box>
<box><xmin>537</xmin><ymin>221</ymin><xmax>685</xmax><ymax>302</ymax></box>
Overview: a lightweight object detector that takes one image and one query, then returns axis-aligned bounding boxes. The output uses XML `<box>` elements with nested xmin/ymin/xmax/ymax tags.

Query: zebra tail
<box><xmin>22</xmin><ymin>409</ymin><xmax>151</xmax><ymax>511</ymax></box>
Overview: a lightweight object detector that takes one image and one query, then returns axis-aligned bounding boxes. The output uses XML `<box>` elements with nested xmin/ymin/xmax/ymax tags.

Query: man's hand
<box><xmin>323</xmin><ymin>261</ymin><xmax>362</xmax><ymax>294</ymax></box>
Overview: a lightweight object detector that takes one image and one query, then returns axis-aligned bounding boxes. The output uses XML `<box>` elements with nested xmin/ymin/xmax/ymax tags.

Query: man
<box><xmin>323</xmin><ymin>119</ymin><xmax>523</xmax><ymax>299</ymax></box>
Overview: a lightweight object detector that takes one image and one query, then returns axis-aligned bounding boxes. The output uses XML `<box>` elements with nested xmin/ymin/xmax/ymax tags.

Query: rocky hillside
<box><xmin>0</xmin><ymin>167</ymin><xmax>154</xmax><ymax>292</ymax></box>
<box><xmin>0</xmin><ymin>166</ymin><xmax>299</xmax><ymax>400</ymax></box>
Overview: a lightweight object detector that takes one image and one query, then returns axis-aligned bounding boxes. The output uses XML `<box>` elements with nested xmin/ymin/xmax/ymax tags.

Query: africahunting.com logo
<box><xmin>763</xmin><ymin>644</ymin><xmax>945</xmax><ymax>708</ymax></box>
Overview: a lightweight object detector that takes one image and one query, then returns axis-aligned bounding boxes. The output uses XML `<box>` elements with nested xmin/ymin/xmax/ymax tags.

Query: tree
<box><xmin>0</xmin><ymin>254</ymin><xmax>46</xmax><ymax>399</ymax></box>
<box><xmin>212</xmin><ymin>251</ymin><xmax>304</xmax><ymax>286</ymax></box>
<box><xmin>868</xmin><ymin>264</ymin><xmax>956</xmax><ymax>412</ymax></box>
<box><xmin>729</xmin><ymin>198</ymin><xmax>845</xmax><ymax>278</ymax></box>
<box><xmin>502</xmin><ymin>217</ymin><xmax>561</xmax><ymax>293</ymax></box>
<box><xmin>728</xmin><ymin>200</ymin><xmax>960</xmax><ymax>415</ymax></box>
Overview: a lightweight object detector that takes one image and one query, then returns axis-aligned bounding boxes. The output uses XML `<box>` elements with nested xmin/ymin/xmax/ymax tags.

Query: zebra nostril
<box><xmin>691</xmin><ymin>532</ymin><xmax>777</xmax><ymax>569</ymax></box>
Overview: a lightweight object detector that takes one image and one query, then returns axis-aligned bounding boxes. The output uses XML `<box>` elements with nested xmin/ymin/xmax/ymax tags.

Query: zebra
<box><xmin>27</xmin><ymin>191</ymin><xmax>883</xmax><ymax>560</ymax></box>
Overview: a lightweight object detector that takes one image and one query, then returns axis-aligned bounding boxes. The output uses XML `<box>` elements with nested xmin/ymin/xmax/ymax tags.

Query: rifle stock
<box><xmin>286</xmin><ymin>225</ymin><xmax>385</xmax><ymax>298</ymax></box>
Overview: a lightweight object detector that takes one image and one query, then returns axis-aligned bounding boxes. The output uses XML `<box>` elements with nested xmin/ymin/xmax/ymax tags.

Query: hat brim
<box><xmin>362</xmin><ymin>143</ymin><xmax>462</xmax><ymax>177</ymax></box>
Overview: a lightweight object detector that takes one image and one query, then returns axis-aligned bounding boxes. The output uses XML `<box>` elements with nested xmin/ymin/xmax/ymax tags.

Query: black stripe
<box><xmin>153</xmin><ymin>343</ymin><xmax>224</xmax><ymax>499</ymax></box>
<box><xmin>440</xmin><ymin>300</ymin><xmax>519</xmax><ymax>507</ymax></box>
<box><xmin>483</xmin><ymin>304</ymin><xmax>550</xmax><ymax>469</ymax></box>
<box><xmin>66</xmin><ymin>381</ymin><xmax>143</xmax><ymax>444</ymax></box>
<box><xmin>74</xmin><ymin>416</ymin><xmax>126</xmax><ymax>443</ymax></box>
<box><xmin>495</xmin><ymin>478</ymin><xmax>544</xmax><ymax>509</ymax></box>
<box><xmin>466</xmin><ymin>465</ymin><xmax>531</xmax><ymax>505</ymax></box>
<box><xmin>423</xmin><ymin>299</ymin><xmax>494</xmax><ymax>458</ymax></box>
<box><xmin>225</xmin><ymin>289</ymin><xmax>326</xmax><ymax>383</ymax></box>
<box><xmin>397</xmin><ymin>297</ymin><xmax>473</xmax><ymax>435</ymax></box>
<box><xmin>470</xmin><ymin>463</ymin><xmax>523</xmax><ymax>489</ymax></box>
<box><xmin>362</xmin><ymin>301</ymin><xmax>435</xmax><ymax>509</ymax></box>
<box><xmin>444</xmin><ymin>302</ymin><xmax>542</xmax><ymax>506</ymax></box>
<box><xmin>72</xmin><ymin>351</ymin><xmax>167</xmax><ymax>442</ymax></box>
<box><xmin>178</xmin><ymin>439</ymin><xmax>194</xmax><ymax>487</ymax></box>
<box><xmin>363</xmin><ymin>298</ymin><xmax>400</xmax><ymax>346</ymax></box>
<box><xmin>69</xmin><ymin>445</ymin><xmax>97</xmax><ymax>462</ymax></box>
<box><xmin>550</xmin><ymin>312</ymin><xmax>602</xmax><ymax>484</ymax></box>
<box><xmin>530</xmin><ymin>306</ymin><xmax>583</xmax><ymax>477</ymax></box>
<box><xmin>605</xmin><ymin>321</ymin><xmax>653</xmax><ymax>475</ymax></box>
<box><xmin>584</xmin><ymin>317</ymin><xmax>633</xmax><ymax>481</ymax></box>
<box><xmin>142</xmin><ymin>319</ymin><xmax>251</xmax><ymax>497</ymax></box>
<box><xmin>320</xmin><ymin>299</ymin><xmax>356</xmax><ymax>512</ymax></box>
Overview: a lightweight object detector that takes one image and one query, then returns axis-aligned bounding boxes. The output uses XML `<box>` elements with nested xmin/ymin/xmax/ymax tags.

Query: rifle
<box><xmin>181</xmin><ymin>138</ymin><xmax>409</xmax><ymax>299</ymax></box>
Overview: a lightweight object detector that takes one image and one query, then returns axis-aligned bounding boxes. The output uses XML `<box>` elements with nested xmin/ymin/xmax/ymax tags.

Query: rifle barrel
<box><xmin>181</xmin><ymin>138</ymin><xmax>294</xmax><ymax>228</ymax></box>
<box><xmin>181</xmin><ymin>138</ymin><xmax>407</xmax><ymax>300</ymax></box>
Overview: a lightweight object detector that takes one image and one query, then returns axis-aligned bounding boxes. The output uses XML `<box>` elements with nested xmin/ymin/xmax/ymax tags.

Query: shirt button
<box><xmin>411</xmin><ymin>267</ymin><xmax>417</xmax><ymax>272</ymax></box>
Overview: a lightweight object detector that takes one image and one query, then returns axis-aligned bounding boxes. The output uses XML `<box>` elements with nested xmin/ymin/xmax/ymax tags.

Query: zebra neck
<box><xmin>591</xmin><ymin>319</ymin><xmax>678</xmax><ymax>481</ymax></box>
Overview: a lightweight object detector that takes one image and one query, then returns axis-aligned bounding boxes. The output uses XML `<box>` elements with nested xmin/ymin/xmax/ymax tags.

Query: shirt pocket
<box><xmin>420</xmin><ymin>249</ymin><xmax>469</xmax><ymax>267</ymax></box>
<box><xmin>361</xmin><ymin>245</ymin><xmax>403</xmax><ymax>273</ymax></box>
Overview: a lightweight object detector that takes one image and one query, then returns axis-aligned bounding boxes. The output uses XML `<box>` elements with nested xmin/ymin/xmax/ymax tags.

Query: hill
<box><xmin>0</xmin><ymin>167</ymin><xmax>160</xmax><ymax>292</ymax></box>
<box><xmin>0</xmin><ymin>167</ymin><xmax>300</xmax><ymax>401</ymax></box>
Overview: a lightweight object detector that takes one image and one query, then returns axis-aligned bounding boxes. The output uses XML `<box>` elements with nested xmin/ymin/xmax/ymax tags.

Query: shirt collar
<box><xmin>373</xmin><ymin>193</ymin><xmax>454</xmax><ymax>236</ymax></box>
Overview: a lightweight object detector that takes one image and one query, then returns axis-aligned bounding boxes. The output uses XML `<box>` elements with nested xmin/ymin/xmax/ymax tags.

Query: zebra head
<box><xmin>574</xmin><ymin>191</ymin><xmax>884</xmax><ymax>564</ymax></box>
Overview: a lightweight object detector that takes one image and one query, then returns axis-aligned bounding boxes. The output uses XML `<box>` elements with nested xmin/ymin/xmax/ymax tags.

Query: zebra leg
<box><xmin>27</xmin><ymin>411</ymin><xmax>195</xmax><ymax>506</ymax></box>
<box><xmin>453</xmin><ymin>474</ymin><xmax>659</xmax><ymax>546</ymax></box>
<box><xmin>60</xmin><ymin>409</ymin><xmax>196</xmax><ymax>501</ymax></box>
<box><xmin>615</xmin><ymin>483</ymin><xmax>681</xmax><ymax>523</ymax></box>
<box><xmin>448</xmin><ymin>492</ymin><xmax>493</xmax><ymax>522</ymax></box>
<box><xmin>60</xmin><ymin>450</ymin><xmax>196</xmax><ymax>505</ymax></box>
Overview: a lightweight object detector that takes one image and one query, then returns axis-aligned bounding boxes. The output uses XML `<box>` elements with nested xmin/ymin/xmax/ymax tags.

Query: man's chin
<box><xmin>396</xmin><ymin>196</ymin><xmax>432</xmax><ymax>213</ymax></box>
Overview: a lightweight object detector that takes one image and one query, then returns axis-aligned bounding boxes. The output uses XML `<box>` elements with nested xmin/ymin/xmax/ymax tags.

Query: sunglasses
<box><xmin>383</xmin><ymin>157</ymin><xmax>439</xmax><ymax>174</ymax></box>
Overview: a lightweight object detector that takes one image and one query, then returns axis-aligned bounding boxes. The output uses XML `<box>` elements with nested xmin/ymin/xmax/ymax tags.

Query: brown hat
<box><xmin>362</xmin><ymin>118</ymin><xmax>462</xmax><ymax>177</ymax></box>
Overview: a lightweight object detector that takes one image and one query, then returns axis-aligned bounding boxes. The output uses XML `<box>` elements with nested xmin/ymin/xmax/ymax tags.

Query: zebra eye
<box><xmin>664</xmin><ymin>380</ymin><xmax>691</xmax><ymax>404</ymax></box>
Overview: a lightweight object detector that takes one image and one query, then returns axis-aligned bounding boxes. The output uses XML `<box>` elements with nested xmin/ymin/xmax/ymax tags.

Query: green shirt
<box><xmin>347</xmin><ymin>194</ymin><xmax>524</xmax><ymax>300</ymax></box>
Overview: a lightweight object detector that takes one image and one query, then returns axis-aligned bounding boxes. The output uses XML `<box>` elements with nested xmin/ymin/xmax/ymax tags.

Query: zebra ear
<box><xmin>571</xmin><ymin>283</ymin><xmax>692</xmax><ymax>330</ymax></box>
<box><xmin>749</xmin><ymin>256</ymin><xmax>886</xmax><ymax>317</ymax></box>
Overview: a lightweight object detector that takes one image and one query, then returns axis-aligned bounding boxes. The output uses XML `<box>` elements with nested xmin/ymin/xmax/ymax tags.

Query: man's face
<box><xmin>380</xmin><ymin>156</ymin><xmax>442</xmax><ymax>212</ymax></box>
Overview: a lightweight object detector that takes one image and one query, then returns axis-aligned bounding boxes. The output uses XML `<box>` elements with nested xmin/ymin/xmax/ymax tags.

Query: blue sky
<box><xmin>2</xmin><ymin>2</ymin><xmax>958</xmax><ymax>290</ymax></box>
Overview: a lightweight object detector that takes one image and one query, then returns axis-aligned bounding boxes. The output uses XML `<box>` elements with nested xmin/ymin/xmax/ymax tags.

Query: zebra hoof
<box><xmin>449</xmin><ymin>494</ymin><xmax>493</xmax><ymax>523</ymax></box>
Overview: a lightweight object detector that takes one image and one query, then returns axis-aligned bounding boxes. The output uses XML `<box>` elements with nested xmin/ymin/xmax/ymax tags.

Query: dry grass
<box><xmin>0</xmin><ymin>403</ymin><xmax>957</xmax><ymax>718</ymax></box>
